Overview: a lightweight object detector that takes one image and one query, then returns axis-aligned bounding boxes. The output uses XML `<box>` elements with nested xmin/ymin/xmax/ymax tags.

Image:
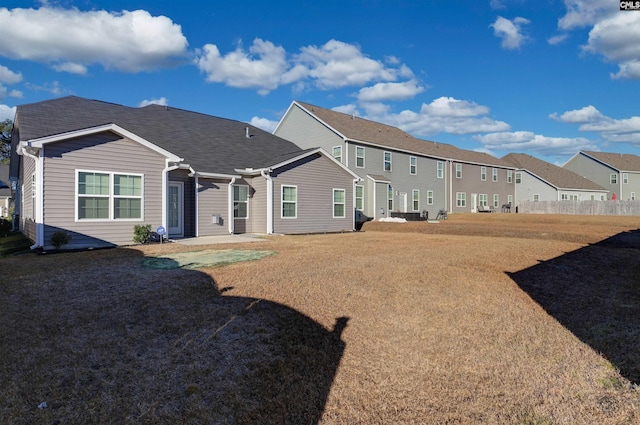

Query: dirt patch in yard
<box><xmin>141</xmin><ymin>249</ymin><xmax>276</xmax><ymax>269</ymax></box>
<box><xmin>1</xmin><ymin>214</ymin><xmax>639</xmax><ymax>424</ymax></box>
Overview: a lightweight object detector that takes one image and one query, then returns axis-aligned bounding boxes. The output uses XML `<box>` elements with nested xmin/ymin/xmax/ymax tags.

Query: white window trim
<box><xmin>480</xmin><ymin>167</ymin><xmax>486</xmax><ymax>181</ymax></box>
<box><xmin>493</xmin><ymin>194</ymin><xmax>499</xmax><ymax>208</ymax></box>
<box><xmin>533</xmin><ymin>194</ymin><xmax>540</xmax><ymax>202</ymax></box>
<box><xmin>412</xmin><ymin>189</ymin><xmax>419</xmax><ymax>211</ymax></box>
<box><xmin>610</xmin><ymin>174</ymin><xmax>617</xmax><ymax>184</ymax></box>
<box><xmin>384</xmin><ymin>151</ymin><xmax>392</xmax><ymax>172</ymax></box>
<box><xmin>409</xmin><ymin>156</ymin><xmax>417</xmax><ymax>175</ymax></box>
<box><xmin>233</xmin><ymin>184</ymin><xmax>249</xmax><ymax>220</ymax></box>
<box><xmin>479</xmin><ymin>194</ymin><xmax>488</xmax><ymax>207</ymax></box>
<box><xmin>333</xmin><ymin>188</ymin><xmax>346</xmax><ymax>218</ymax></box>
<box><xmin>456</xmin><ymin>192</ymin><xmax>466</xmax><ymax>207</ymax></box>
<box><xmin>515</xmin><ymin>172</ymin><xmax>522</xmax><ymax>184</ymax></box>
<box><xmin>355</xmin><ymin>146</ymin><xmax>365</xmax><ymax>168</ymax></box>
<box><xmin>492</xmin><ymin>168</ymin><xmax>498</xmax><ymax>182</ymax></box>
<box><xmin>388</xmin><ymin>184</ymin><xmax>393</xmax><ymax>211</ymax></box>
<box><xmin>427</xmin><ymin>190</ymin><xmax>434</xmax><ymax>206</ymax></box>
<box><xmin>456</xmin><ymin>164</ymin><xmax>462</xmax><ymax>179</ymax></box>
<box><xmin>623</xmin><ymin>173</ymin><xmax>628</xmax><ymax>184</ymax></box>
<box><xmin>281</xmin><ymin>184</ymin><xmax>297</xmax><ymax>219</ymax></box>
<box><xmin>507</xmin><ymin>170</ymin><xmax>513</xmax><ymax>183</ymax></box>
<box><xmin>437</xmin><ymin>161</ymin><xmax>444</xmax><ymax>179</ymax></box>
<box><xmin>75</xmin><ymin>169</ymin><xmax>144</xmax><ymax>222</ymax></box>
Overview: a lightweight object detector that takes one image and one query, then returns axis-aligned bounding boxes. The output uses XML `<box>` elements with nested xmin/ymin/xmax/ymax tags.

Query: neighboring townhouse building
<box><xmin>10</xmin><ymin>96</ymin><xmax>359</xmax><ymax>250</ymax></box>
<box><xmin>563</xmin><ymin>151</ymin><xmax>640</xmax><ymax>201</ymax></box>
<box><xmin>274</xmin><ymin>101</ymin><xmax>516</xmax><ymax>218</ymax></box>
<box><xmin>0</xmin><ymin>164</ymin><xmax>12</xmax><ymax>218</ymax></box>
<box><xmin>502</xmin><ymin>153</ymin><xmax>608</xmax><ymax>207</ymax></box>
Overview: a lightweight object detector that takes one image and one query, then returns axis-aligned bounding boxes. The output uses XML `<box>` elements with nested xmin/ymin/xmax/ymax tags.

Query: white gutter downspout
<box><xmin>228</xmin><ymin>177</ymin><xmax>236</xmax><ymax>234</ymax></box>
<box><xmin>194</xmin><ymin>176</ymin><xmax>199</xmax><ymax>236</ymax></box>
<box><xmin>162</xmin><ymin>161</ymin><xmax>180</xmax><ymax>232</ymax></box>
<box><xmin>22</xmin><ymin>147</ymin><xmax>43</xmax><ymax>249</ymax></box>
<box><xmin>261</xmin><ymin>169</ymin><xmax>273</xmax><ymax>234</ymax></box>
<box><xmin>449</xmin><ymin>160</ymin><xmax>453</xmax><ymax>213</ymax></box>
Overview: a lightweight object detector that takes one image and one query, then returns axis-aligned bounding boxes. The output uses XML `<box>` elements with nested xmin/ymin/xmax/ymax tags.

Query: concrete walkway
<box><xmin>173</xmin><ymin>234</ymin><xmax>268</xmax><ymax>246</ymax></box>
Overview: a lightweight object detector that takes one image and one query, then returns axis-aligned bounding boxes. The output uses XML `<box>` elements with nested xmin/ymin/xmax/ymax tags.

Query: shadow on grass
<box><xmin>508</xmin><ymin>229</ymin><xmax>640</xmax><ymax>385</ymax></box>
<box><xmin>1</xmin><ymin>250</ymin><xmax>347</xmax><ymax>424</ymax></box>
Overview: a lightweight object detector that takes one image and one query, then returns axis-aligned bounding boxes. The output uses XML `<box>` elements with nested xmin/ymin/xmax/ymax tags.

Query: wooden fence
<box><xmin>517</xmin><ymin>200</ymin><xmax>640</xmax><ymax>216</ymax></box>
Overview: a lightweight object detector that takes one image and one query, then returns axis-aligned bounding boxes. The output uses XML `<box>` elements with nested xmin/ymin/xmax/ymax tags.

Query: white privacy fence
<box><xmin>517</xmin><ymin>200</ymin><xmax>640</xmax><ymax>216</ymax></box>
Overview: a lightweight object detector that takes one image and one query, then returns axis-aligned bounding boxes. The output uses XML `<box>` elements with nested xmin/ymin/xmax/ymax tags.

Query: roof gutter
<box><xmin>260</xmin><ymin>169</ymin><xmax>274</xmax><ymax>234</ymax></box>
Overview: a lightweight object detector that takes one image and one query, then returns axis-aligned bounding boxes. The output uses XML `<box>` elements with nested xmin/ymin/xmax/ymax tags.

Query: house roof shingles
<box><xmin>581</xmin><ymin>151</ymin><xmax>640</xmax><ymax>172</ymax></box>
<box><xmin>296</xmin><ymin>101</ymin><xmax>514</xmax><ymax>168</ymax></box>
<box><xmin>16</xmin><ymin>96</ymin><xmax>305</xmax><ymax>176</ymax></box>
<box><xmin>503</xmin><ymin>153</ymin><xmax>606</xmax><ymax>191</ymax></box>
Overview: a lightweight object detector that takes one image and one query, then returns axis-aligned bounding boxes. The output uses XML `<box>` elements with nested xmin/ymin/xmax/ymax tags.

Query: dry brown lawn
<box><xmin>1</xmin><ymin>213</ymin><xmax>639</xmax><ymax>424</ymax></box>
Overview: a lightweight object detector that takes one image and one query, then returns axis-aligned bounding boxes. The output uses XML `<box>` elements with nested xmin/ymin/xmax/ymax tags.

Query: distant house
<box><xmin>0</xmin><ymin>164</ymin><xmax>12</xmax><ymax>218</ymax></box>
<box><xmin>503</xmin><ymin>153</ymin><xmax>608</xmax><ymax>206</ymax></box>
<box><xmin>274</xmin><ymin>101</ymin><xmax>515</xmax><ymax>218</ymax></box>
<box><xmin>10</xmin><ymin>96</ymin><xmax>359</xmax><ymax>250</ymax></box>
<box><xmin>563</xmin><ymin>151</ymin><xmax>640</xmax><ymax>201</ymax></box>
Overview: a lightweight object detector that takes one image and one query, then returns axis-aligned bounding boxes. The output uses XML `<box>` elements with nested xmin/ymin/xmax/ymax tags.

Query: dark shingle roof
<box><xmin>296</xmin><ymin>101</ymin><xmax>514</xmax><ymax>168</ymax></box>
<box><xmin>16</xmin><ymin>96</ymin><xmax>304</xmax><ymax>175</ymax></box>
<box><xmin>581</xmin><ymin>151</ymin><xmax>640</xmax><ymax>172</ymax></box>
<box><xmin>503</xmin><ymin>153</ymin><xmax>606</xmax><ymax>191</ymax></box>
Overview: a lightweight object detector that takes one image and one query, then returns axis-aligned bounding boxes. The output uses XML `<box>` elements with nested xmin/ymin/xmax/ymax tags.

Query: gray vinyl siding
<box><xmin>197</xmin><ymin>178</ymin><xmax>229</xmax><ymax>236</ymax></box>
<box><xmin>374</xmin><ymin>180</ymin><xmax>389</xmax><ymax>219</ymax></box>
<box><xmin>249</xmin><ymin>176</ymin><xmax>268</xmax><ymax>234</ymax></box>
<box><xmin>274</xmin><ymin>105</ymin><xmax>344</xmax><ymax>157</ymax></box>
<box><xmin>351</xmin><ymin>143</ymin><xmax>446</xmax><ymax>218</ymax></box>
<box><xmin>450</xmin><ymin>162</ymin><xmax>515</xmax><ymax>212</ymax></box>
<box><xmin>624</xmin><ymin>172</ymin><xmax>640</xmax><ymax>200</ymax></box>
<box><xmin>272</xmin><ymin>153</ymin><xmax>354</xmax><ymax>234</ymax></box>
<box><xmin>515</xmin><ymin>172</ymin><xmax>557</xmax><ymax>204</ymax></box>
<box><xmin>41</xmin><ymin>132</ymin><xmax>165</xmax><ymax>248</ymax></box>
<box><xmin>169</xmin><ymin>169</ymin><xmax>196</xmax><ymax>237</ymax></box>
<box><xmin>564</xmin><ymin>154</ymin><xmax>618</xmax><ymax>199</ymax></box>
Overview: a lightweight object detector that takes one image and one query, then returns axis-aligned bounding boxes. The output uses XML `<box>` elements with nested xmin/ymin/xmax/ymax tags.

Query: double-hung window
<box><xmin>410</xmin><ymin>156</ymin><xmax>417</xmax><ymax>175</ymax></box>
<box><xmin>610</xmin><ymin>174</ymin><xmax>617</xmax><ymax>184</ymax></box>
<box><xmin>281</xmin><ymin>185</ymin><xmax>297</xmax><ymax>218</ymax></box>
<box><xmin>515</xmin><ymin>172</ymin><xmax>522</xmax><ymax>184</ymax></box>
<box><xmin>332</xmin><ymin>146</ymin><xmax>342</xmax><ymax>163</ymax></box>
<box><xmin>480</xmin><ymin>167</ymin><xmax>487</xmax><ymax>181</ymax></box>
<box><xmin>388</xmin><ymin>184</ymin><xmax>394</xmax><ymax>211</ymax></box>
<box><xmin>507</xmin><ymin>170</ymin><xmax>513</xmax><ymax>183</ymax></box>
<box><xmin>356</xmin><ymin>146</ymin><xmax>365</xmax><ymax>168</ymax></box>
<box><xmin>384</xmin><ymin>151</ymin><xmax>392</xmax><ymax>172</ymax></box>
<box><xmin>77</xmin><ymin>171</ymin><xmax>142</xmax><ymax>220</ymax></box>
<box><xmin>355</xmin><ymin>185</ymin><xmax>364</xmax><ymax>210</ymax></box>
<box><xmin>234</xmin><ymin>185</ymin><xmax>249</xmax><ymax>218</ymax></box>
<box><xmin>437</xmin><ymin>161</ymin><xmax>444</xmax><ymax>179</ymax></box>
<box><xmin>456</xmin><ymin>192</ymin><xmax>466</xmax><ymax>207</ymax></box>
<box><xmin>456</xmin><ymin>164</ymin><xmax>462</xmax><ymax>179</ymax></box>
<box><xmin>333</xmin><ymin>189</ymin><xmax>345</xmax><ymax>218</ymax></box>
<box><xmin>427</xmin><ymin>190</ymin><xmax>434</xmax><ymax>205</ymax></box>
<box><xmin>412</xmin><ymin>189</ymin><xmax>419</xmax><ymax>211</ymax></box>
<box><xmin>493</xmin><ymin>194</ymin><xmax>499</xmax><ymax>208</ymax></box>
<box><xmin>623</xmin><ymin>173</ymin><xmax>629</xmax><ymax>184</ymax></box>
<box><xmin>492</xmin><ymin>168</ymin><xmax>498</xmax><ymax>182</ymax></box>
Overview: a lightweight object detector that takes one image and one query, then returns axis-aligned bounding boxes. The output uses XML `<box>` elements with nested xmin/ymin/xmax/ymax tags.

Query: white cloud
<box><xmin>357</xmin><ymin>80</ymin><xmax>424</xmax><ymax>103</ymax></box>
<box><xmin>0</xmin><ymin>104</ymin><xmax>16</xmax><ymax>121</ymax></box>
<box><xmin>52</xmin><ymin>62</ymin><xmax>88</xmax><ymax>75</ymax></box>
<box><xmin>490</xmin><ymin>16</ymin><xmax>531</xmax><ymax>50</ymax></box>
<box><xmin>0</xmin><ymin>7</ymin><xmax>188</xmax><ymax>73</ymax></box>
<box><xmin>139</xmin><ymin>97</ymin><xmax>168</xmax><ymax>107</ymax></box>
<box><xmin>582</xmin><ymin>13</ymin><xmax>640</xmax><ymax>79</ymax></box>
<box><xmin>249</xmin><ymin>116</ymin><xmax>278</xmax><ymax>133</ymax></box>
<box><xmin>0</xmin><ymin>65</ymin><xmax>22</xmax><ymax>84</ymax></box>
<box><xmin>331</xmin><ymin>104</ymin><xmax>359</xmax><ymax>116</ymax></box>
<box><xmin>551</xmin><ymin>105</ymin><xmax>640</xmax><ymax>145</ymax></box>
<box><xmin>547</xmin><ymin>34</ymin><xmax>568</xmax><ymax>45</ymax></box>
<box><xmin>0</xmin><ymin>64</ymin><xmax>22</xmax><ymax>100</ymax></box>
<box><xmin>196</xmin><ymin>38</ymin><xmax>415</xmax><ymax>95</ymax></box>
<box><xmin>475</xmin><ymin>131</ymin><xmax>597</xmax><ymax>155</ymax></box>
<box><xmin>554</xmin><ymin>1</ymin><xmax>640</xmax><ymax>79</ymax></box>
<box><xmin>196</xmin><ymin>38</ymin><xmax>288</xmax><ymax>95</ymax></box>
<box><xmin>549</xmin><ymin>105</ymin><xmax>605</xmax><ymax>123</ymax></box>
<box><xmin>294</xmin><ymin>39</ymin><xmax>399</xmax><ymax>89</ymax></box>
<box><xmin>358</xmin><ymin>96</ymin><xmax>510</xmax><ymax>137</ymax></box>
<box><xmin>557</xmin><ymin>0</ymin><xmax>617</xmax><ymax>31</ymax></box>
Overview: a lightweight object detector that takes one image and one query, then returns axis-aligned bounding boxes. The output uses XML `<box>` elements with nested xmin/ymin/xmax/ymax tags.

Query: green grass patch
<box><xmin>0</xmin><ymin>233</ymin><xmax>32</xmax><ymax>256</ymax></box>
<box><xmin>142</xmin><ymin>249</ymin><xmax>276</xmax><ymax>269</ymax></box>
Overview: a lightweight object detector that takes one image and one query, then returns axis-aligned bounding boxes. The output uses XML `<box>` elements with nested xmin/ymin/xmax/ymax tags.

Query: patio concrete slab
<box><xmin>172</xmin><ymin>234</ymin><xmax>267</xmax><ymax>245</ymax></box>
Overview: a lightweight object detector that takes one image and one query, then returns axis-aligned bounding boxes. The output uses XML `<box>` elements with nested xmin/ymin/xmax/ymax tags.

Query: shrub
<box><xmin>51</xmin><ymin>231</ymin><xmax>71</xmax><ymax>250</ymax></box>
<box><xmin>133</xmin><ymin>224</ymin><xmax>152</xmax><ymax>244</ymax></box>
<box><xmin>0</xmin><ymin>218</ymin><xmax>11</xmax><ymax>237</ymax></box>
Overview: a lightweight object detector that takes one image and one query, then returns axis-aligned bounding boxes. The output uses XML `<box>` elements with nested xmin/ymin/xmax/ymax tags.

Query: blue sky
<box><xmin>0</xmin><ymin>1</ymin><xmax>639</xmax><ymax>164</ymax></box>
